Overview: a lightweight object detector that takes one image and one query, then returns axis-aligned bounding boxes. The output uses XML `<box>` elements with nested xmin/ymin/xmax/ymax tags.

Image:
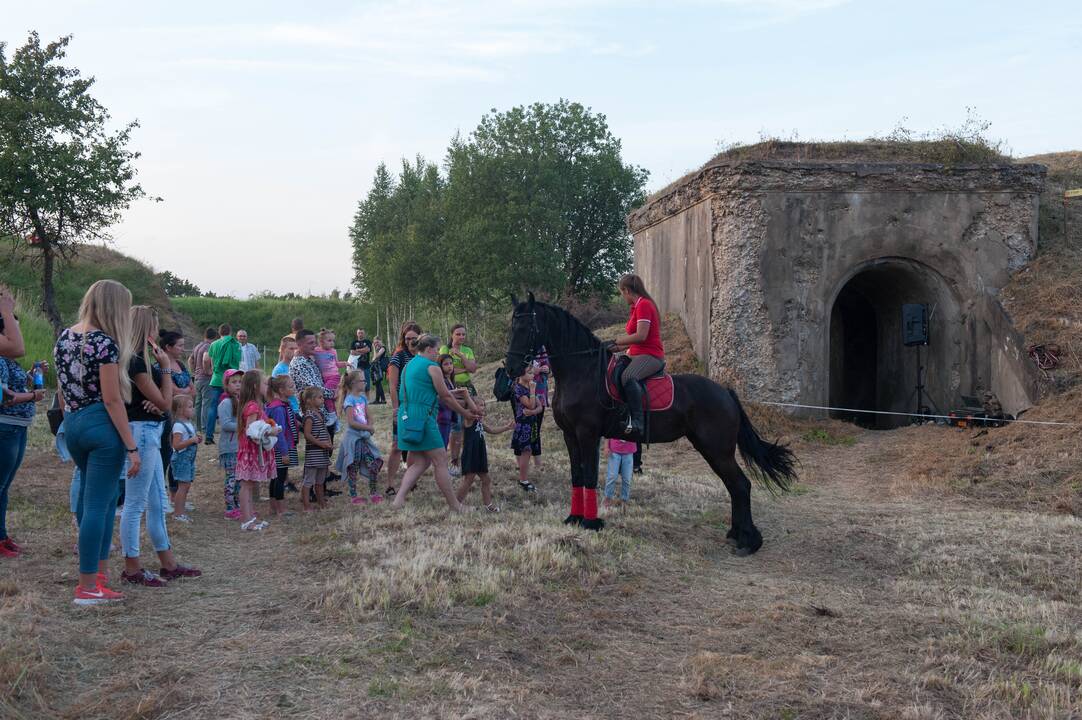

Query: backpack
<box><xmin>493</xmin><ymin>366</ymin><xmax>514</xmax><ymax>402</ymax></box>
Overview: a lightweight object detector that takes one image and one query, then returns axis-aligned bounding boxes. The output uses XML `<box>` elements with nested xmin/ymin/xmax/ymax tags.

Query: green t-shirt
<box><xmin>437</xmin><ymin>344</ymin><xmax>475</xmax><ymax>387</ymax></box>
<box><xmin>208</xmin><ymin>335</ymin><xmax>242</xmax><ymax>387</ymax></box>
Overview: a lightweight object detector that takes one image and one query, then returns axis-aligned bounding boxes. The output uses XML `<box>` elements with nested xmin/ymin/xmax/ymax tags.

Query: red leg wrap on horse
<box><xmin>570</xmin><ymin>487</ymin><xmax>584</xmax><ymax>516</ymax></box>
<box><xmin>583</xmin><ymin>488</ymin><xmax>598</xmax><ymax>520</ymax></box>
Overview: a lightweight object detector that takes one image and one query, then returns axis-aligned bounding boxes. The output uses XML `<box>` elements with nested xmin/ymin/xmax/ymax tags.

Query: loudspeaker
<box><xmin>903</xmin><ymin>303</ymin><xmax>928</xmax><ymax>346</ymax></box>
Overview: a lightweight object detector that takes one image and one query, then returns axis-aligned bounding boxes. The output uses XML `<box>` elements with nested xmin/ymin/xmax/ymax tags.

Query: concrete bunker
<box><xmin>828</xmin><ymin>258</ymin><xmax>963</xmax><ymax>428</ymax></box>
<box><xmin>628</xmin><ymin>148</ymin><xmax>1045</xmax><ymax>422</ymax></box>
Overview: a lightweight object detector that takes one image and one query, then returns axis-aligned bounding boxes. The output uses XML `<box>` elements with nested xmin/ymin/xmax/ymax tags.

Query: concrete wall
<box><xmin>632</xmin><ymin>199</ymin><xmax>714</xmax><ymax>364</ymax></box>
<box><xmin>629</xmin><ymin>161</ymin><xmax>1045</xmax><ymax>419</ymax></box>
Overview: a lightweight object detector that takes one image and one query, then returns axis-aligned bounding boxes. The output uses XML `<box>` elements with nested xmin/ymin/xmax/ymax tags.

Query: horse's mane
<box><xmin>536</xmin><ymin>301</ymin><xmax>602</xmax><ymax>352</ymax></box>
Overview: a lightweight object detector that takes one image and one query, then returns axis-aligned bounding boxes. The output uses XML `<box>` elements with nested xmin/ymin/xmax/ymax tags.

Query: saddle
<box><xmin>605</xmin><ymin>355</ymin><xmax>674</xmax><ymax>412</ymax></box>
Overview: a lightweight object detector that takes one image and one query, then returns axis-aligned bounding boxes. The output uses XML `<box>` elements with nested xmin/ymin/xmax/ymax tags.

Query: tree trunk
<box><xmin>41</xmin><ymin>241</ymin><xmax>64</xmax><ymax>335</ymax></box>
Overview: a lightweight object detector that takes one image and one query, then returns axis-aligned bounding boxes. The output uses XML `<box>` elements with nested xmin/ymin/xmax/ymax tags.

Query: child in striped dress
<box><xmin>300</xmin><ymin>386</ymin><xmax>332</xmax><ymax>512</ymax></box>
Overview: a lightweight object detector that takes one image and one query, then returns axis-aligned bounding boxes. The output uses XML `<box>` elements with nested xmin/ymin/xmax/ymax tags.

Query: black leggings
<box><xmin>270</xmin><ymin>466</ymin><xmax>287</xmax><ymax>501</ymax></box>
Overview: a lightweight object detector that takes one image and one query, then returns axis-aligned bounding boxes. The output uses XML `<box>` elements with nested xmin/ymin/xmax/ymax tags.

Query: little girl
<box><xmin>236</xmin><ymin>370</ymin><xmax>280</xmax><ymax>531</ymax></box>
<box><xmin>436</xmin><ymin>354</ymin><xmax>457</xmax><ymax>448</ymax></box>
<box><xmin>217</xmin><ymin>369</ymin><xmax>244</xmax><ymax>519</ymax></box>
<box><xmin>266</xmin><ymin>375</ymin><xmax>299</xmax><ymax>517</ymax></box>
<box><xmin>456</xmin><ymin>395</ymin><xmax>513</xmax><ymax>512</ymax></box>
<box><xmin>511</xmin><ymin>365</ymin><xmax>543</xmax><ymax>492</ymax></box>
<box><xmin>603</xmin><ymin>437</ymin><xmax>637</xmax><ymax>508</ymax></box>
<box><xmin>300</xmin><ymin>385</ymin><xmax>333</xmax><ymax>511</ymax></box>
<box><xmin>170</xmin><ymin>394</ymin><xmax>201</xmax><ymax>523</ymax></box>
<box><xmin>314</xmin><ymin>329</ymin><xmax>348</xmax><ymax>438</ymax></box>
<box><xmin>334</xmin><ymin>370</ymin><xmax>384</xmax><ymax>505</ymax></box>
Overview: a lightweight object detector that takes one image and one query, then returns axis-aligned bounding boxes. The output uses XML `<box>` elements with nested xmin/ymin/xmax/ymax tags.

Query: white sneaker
<box><xmin>165</xmin><ymin>502</ymin><xmax>175</xmax><ymax>514</ymax></box>
<box><xmin>241</xmin><ymin>517</ymin><xmax>269</xmax><ymax>531</ymax></box>
<box><xmin>172</xmin><ymin>514</ymin><xmax>192</xmax><ymax>523</ymax></box>
<box><xmin>449</xmin><ymin>465</ymin><xmax>461</xmax><ymax>478</ymax></box>
<box><xmin>184</xmin><ymin>502</ymin><xmax>195</xmax><ymax>511</ymax></box>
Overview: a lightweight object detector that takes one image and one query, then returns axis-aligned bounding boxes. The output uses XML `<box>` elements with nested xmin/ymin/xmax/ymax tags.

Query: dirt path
<box><xmin>2</xmin><ymin>413</ymin><xmax>1080</xmax><ymax>719</ymax></box>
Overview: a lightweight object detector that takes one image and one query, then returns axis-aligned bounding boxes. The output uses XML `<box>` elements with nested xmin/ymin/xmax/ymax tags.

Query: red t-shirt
<box><xmin>626</xmin><ymin>298</ymin><xmax>664</xmax><ymax>358</ymax></box>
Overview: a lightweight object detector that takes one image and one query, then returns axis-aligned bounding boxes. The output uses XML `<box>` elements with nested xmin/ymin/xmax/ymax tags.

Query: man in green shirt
<box><xmin>203</xmin><ymin>323</ymin><xmax>241</xmax><ymax>444</ymax></box>
<box><xmin>439</xmin><ymin>324</ymin><xmax>478</xmax><ymax>475</ymax></box>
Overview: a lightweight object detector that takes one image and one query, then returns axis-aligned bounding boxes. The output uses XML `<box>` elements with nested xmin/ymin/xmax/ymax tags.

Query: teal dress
<box><xmin>397</xmin><ymin>356</ymin><xmax>443</xmax><ymax>452</ymax></box>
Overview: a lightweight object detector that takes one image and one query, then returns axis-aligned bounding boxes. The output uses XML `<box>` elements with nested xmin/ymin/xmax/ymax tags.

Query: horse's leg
<box><xmin>563</xmin><ymin>428</ymin><xmax>584</xmax><ymax>526</ymax></box>
<box><xmin>688</xmin><ymin>433</ymin><xmax>762</xmax><ymax>556</ymax></box>
<box><xmin>579</xmin><ymin>433</ymin><xmax>604</xmax><ymax>531</ymax></box>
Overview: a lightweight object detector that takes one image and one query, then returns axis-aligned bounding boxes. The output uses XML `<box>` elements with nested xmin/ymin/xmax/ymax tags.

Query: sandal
<box><xmin>385</xmin><ymin>486</ymin><xmax>396</xmax><ymax>497</ymax></box>
<box><xmin>485</xmin><ymin>503</ymin><xmax>500</xmax><ymax>513</ymax></box>
<box><xmin>518</xmin><ymin>480</ymin><xmax>536</xmax><ymax>493</ymax></box>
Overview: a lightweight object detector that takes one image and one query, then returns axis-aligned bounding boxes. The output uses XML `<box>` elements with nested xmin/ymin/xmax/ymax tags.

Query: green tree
<box><xmin>156</xmin><ymin>271</ymin><xmax>201</xmax><ymax>297</ymax></box>
<box><xmin>0</xmin><ymin>33</ymin><xmax>149</xmax><ymax>333</ymax></box>
<box><xmin>444</xmin><ymin>99</ymin><xmax>648</xmax><ymax>300</ymax></box>
<box><xmin>350</xmin><ymin>156</ymin><xmax>447</xmax><ymax>313</ymax></box>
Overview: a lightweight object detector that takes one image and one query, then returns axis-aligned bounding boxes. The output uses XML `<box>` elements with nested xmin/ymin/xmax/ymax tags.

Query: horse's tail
<box><xmin>729</xmin><ymin>388</ymin><xmax>797</xmax><ymax>495</ymax></box>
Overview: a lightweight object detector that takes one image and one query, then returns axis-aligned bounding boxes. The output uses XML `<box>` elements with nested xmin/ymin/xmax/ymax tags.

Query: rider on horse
<box><xmin>610</xmin><ymin>274</ymin><xmax>665</xmax><ymax>438</ymax></box>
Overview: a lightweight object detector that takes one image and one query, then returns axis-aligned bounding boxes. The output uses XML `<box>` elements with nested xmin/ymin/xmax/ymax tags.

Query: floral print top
<box><xmin>54</xmin><ymin>329</ymin><xmax>121</xmax><ymax>413</ymax></box>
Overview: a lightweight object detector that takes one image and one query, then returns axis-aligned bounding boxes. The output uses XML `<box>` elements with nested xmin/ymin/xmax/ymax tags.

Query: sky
<box><xmin>4</xmin><ymin>1</ymin><xmax>1080</xmax><ymax>297</ymax></box>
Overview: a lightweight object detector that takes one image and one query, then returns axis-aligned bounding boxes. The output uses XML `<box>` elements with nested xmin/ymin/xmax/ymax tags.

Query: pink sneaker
<box><xmin>368</xmin><ymin>494</ymin><xmax>383</xmax><ymax>505</ymax></box>
<box><xmin>224</xmin><ymin>509</ymin><xmax>242</xmax><ymax>520</ymax></box>
<box><xmin>351</xmin><ymin>496</ymin><xmax>368</xmax><ymax>505</ymax></box>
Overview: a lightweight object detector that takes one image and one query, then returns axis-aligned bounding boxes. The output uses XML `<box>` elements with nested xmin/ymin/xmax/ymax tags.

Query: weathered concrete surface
<box><xmin>630</xmin><ymin>161</ymin><xmax>1045</xmax><ymax>424</ymax></box>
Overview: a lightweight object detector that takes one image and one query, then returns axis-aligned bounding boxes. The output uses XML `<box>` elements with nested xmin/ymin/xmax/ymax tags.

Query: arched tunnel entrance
<box><xmin>829</xmin><ymin>259</ymin><xmax>967</xmax><ymax>429</ymax></box>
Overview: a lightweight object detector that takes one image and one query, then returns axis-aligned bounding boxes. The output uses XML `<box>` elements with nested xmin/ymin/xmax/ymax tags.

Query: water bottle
<box><xmin>32</xmin><ymin>361</ymin><xmax>45</xmax><ymax>389</ymax></box>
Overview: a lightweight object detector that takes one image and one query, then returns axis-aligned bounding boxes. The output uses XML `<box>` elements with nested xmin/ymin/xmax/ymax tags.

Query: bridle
<box><xmin>508</xmin><ymin>307</ymin><xmax>617</xmax><ymax>410</ymax></box>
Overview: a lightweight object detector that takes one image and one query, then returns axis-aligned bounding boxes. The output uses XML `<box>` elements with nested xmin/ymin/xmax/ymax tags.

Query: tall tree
<box><xmin>350</xmin><ymin>156</ymin><xmax>447</xmax><ymax>314</ymax></box>
<box><xmin>444</xmin><ymin>100</ymin><xmax>648</xmax><ymax>300</ymax></box>
<box><xmin>0</xmin><ymin>33</ymin><xmax>148</xmax><ymax>333</ymax></box>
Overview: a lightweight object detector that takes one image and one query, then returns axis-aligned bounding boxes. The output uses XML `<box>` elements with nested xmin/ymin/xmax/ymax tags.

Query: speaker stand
<box><xmin>911</xmin><ymin>345</ymin><xmax>935</xmax><ymax>422</ymax></box>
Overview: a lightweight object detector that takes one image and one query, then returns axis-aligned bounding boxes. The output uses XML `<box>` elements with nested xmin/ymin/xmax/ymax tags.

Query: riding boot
<box><xmin>622</xmin><ymin>380</ymin><xmax>645</xmax><ymax>438</ymax></box>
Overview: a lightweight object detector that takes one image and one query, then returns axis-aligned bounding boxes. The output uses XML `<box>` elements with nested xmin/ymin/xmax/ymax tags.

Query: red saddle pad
<box><xmin>606</xmin><ymin>356</ymin><xmax>675</xmax><ymax>412</ymax></box>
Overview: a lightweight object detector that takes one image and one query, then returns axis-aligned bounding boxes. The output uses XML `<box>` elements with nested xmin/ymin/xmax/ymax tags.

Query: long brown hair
<box><xmin>236</xmin><ymin>370</ymin><xmax>265</xmax><ymax>435</ymax></box>
<box><xmin>617</xmin><ymin>274</ymin><xmax>654</xmax><ymax>305</ymax></box>
<box><xmin>395</xmin><ymin>321</ymin><xmax>422</xmax><ymax>353</ymax></box>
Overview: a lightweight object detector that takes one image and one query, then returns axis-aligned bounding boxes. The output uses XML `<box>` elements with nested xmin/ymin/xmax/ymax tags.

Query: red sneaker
<box><xmin>0</xmin><ymin>544</ymin><xmax>16</xmax><ymax>559</ymax></box>
<box><xmin>73</xmin><ymin>583</ymin><xmax>125</xmax><ymax>605</ymax></box>
<box><xmin>160</xmin><ymin>563</ymin><xmax>202</xmax><ymax>580</ymax></box>
<box><xmin>1</xmin><ymin>537</ymin><xmax>22</xmax><ymax>555</ymax></box>
<box><xmin>224</xmin><ymin>509</ymin><xmax>242</xmax><ymax>520</ymax></box>
<box><xmin>121</xmin><ymin>568</ymin><xmax>169</xmax><ymax>587</ymax></box>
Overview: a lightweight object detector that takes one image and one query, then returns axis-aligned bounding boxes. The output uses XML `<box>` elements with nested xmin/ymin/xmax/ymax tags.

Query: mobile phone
<box><xmin>147</xmin><ymin>336</ymin><xmax>162</xmax><ymax>352</ymax></box>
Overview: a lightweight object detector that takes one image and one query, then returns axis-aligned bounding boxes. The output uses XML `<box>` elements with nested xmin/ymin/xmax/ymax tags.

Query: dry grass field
<box><xmin>2</xmin><ymin>387</ymin><xmax>1081</xmax><ymax>719</ymax></box>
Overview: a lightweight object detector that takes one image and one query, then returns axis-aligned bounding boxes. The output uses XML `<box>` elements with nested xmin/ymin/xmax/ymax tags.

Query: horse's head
<box><xmin>506</xmin><ymin>291</ymin><xmax>544</xmax><ymax>379</ymax></box>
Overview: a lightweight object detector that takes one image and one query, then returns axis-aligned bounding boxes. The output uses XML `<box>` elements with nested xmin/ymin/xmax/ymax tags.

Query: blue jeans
<box><xmin>204</xmin><ymin>385</ymin><xmax>223</xmax><ymax>440</ymax></box>
<box><xmin>361</xmin><ymin>364</ymin><xmax>371</xmax><ymax>391</ymax></box>
<box><xmin>0</xmin><ymin>423</ymin><xmax>28</xmax><ymax>540</ymax></box>
<box><xmin>120</xmin><ymin>420</ymin><xmax>171</xmax><ymax>558</ymax></box>
<box><xmin>605</xmin><ymin>452</ymin><xmax>633</xmax><ymax>501</ymax></box>
<box><xmin>65</xmin><ymin>403</ymin><xmax>125</xmax><ymax>574</ymax></box>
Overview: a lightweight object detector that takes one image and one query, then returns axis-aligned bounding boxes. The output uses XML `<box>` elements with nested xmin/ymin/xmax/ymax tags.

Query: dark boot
<box><xmin>622</xmin><ymin>380</ymin><xmax>645</xmax><ymax>437</ymax></box>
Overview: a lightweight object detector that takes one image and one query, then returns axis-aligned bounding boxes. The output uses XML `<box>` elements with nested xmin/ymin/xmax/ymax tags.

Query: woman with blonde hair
<box><xmin>118</xmin><ymin>306</ymin><xmax>200</xmax><ymax>587</ymax></box>
<box><xmin>54</xmin><ymin>280</ymin><xmax>139</xmax><ymax>605</ymax></box>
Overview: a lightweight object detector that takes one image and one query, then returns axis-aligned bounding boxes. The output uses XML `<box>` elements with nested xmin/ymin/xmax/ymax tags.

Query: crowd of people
<box><xmin>0</xmin><ymin>273</ymin><xmax>663</xmax><ymax>606</ymax></box>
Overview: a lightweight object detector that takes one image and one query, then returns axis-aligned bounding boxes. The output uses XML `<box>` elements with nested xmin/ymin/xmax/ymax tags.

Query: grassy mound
<box><xmin>0</xmin><ymin>244</ymin><xmax>192</xmax><ymax>381</ymax></box>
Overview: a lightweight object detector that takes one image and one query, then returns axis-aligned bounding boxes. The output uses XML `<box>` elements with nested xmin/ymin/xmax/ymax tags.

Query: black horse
<box><xmin>505</xmin><ymin>294</ymin><xmax>797</xmax><ymax>556</ymax></box>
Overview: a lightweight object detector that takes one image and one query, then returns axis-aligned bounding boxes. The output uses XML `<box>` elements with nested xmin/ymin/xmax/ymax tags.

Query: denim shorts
<box><xmin>172</xmin><ymin>445</ymin><xmax>197</xmax><ymax>482</ymax></box>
